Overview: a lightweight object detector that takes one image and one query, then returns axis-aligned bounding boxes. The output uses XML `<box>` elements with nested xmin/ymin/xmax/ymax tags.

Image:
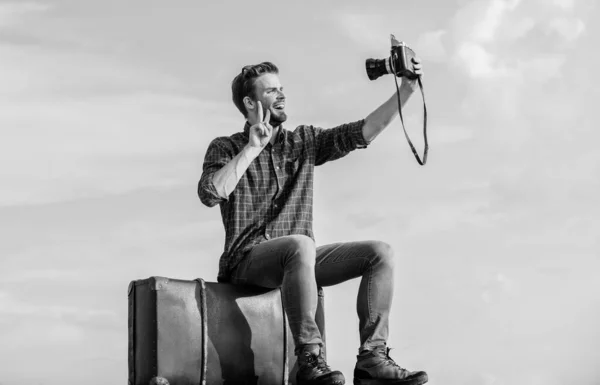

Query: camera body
<box><xmin>366</xmin><ymin>35</ymin><xmax>417</xmax><ymax>81</ymax></box>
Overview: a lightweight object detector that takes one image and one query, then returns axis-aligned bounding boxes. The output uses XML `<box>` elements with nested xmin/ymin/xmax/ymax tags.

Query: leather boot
<box><xmin>297</xmin><ymin>345</ymin><xmax>345</xmax><ymax>385</ymax></box>
<box><xmin>353</xmin><ymin>345</ymin><xmax>428</xmax><ymax>385</ymax></box>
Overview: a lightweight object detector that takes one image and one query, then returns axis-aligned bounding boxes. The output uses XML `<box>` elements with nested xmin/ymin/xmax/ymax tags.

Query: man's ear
<box><xmin>243</xmin><ymin>96</ymin><xmax>255</xmax><ymax>112</ymax></box>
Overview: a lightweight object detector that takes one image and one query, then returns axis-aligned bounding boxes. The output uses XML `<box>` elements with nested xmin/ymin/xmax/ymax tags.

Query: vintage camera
<box><xmin>364</xmin><ymin>34</ymin><xmax>428</xmax><ymax>166</ymax></box>
<box><xmin>366</xmin><ymin>35</ymin><xmax>418</xmax><ymax>81</ymax></box>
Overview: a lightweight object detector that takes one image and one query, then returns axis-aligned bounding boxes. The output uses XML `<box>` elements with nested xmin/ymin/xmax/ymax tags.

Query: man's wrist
<box><xmin>400</xmin><ymin>78</ymin><xmax>418</xmax><ymax>94</ymax></box>
<box><xmin>243</xmin><ymin>144</ymin><xmax>262</xmax><ymax>160</ymax></box>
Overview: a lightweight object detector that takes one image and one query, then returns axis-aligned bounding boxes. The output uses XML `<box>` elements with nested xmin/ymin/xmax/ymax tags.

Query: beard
<box><xmin>269</xmin><ymin>109</ymin><xmax>287</xmax><ymax>126</ymax></box>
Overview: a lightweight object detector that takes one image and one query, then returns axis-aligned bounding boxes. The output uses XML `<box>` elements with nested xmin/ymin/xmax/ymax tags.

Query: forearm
<box><xmin>362</xmin><ymin>81</ymin><xmax>415</xmax><ymax>143</ymax></box>
<box><xmin>212</xmin><ymin>145</ymin><xmax>261</xmax><ymax>198</ymax></box>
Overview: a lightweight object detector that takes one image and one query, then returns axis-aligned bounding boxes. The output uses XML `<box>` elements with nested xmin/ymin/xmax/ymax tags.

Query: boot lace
<box><xmin>304</xmin><ymin>351</ymin><xmax>331</xmax><ymax>373</ymax></box>
<box><xmin>381</xmin><ymin>347</ymin><xmax>407</xmax><ymax>371</ymax></box>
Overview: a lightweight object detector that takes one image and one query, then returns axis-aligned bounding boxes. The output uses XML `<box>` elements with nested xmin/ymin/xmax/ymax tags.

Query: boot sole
<box><xmin>298</xmin><ymin>379</ymin><xmax>345</xmax><ymax>385</ymax></box>
<box><xmin>298</xmin><ymin>371</ymin><xmax>346</xmax><ymax>385</ymax></box>
<box><xmin>353</xmin><ymin>372</ymin><xmax>428</xmax><ymax>385</ymax></box>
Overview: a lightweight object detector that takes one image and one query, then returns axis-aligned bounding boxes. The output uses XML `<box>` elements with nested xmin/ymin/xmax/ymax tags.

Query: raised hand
<box><xmin>402</xmin><ymin>57</ymin><xmax>424</xmax><ymax>92</ymax></box>
<box><xmin>247</xmin><ymin>100</ymin><xmax>273</xmax><ymax>149</ymax></box>
<box><xmin>411</xmin><ymin>56</ymin><xmax>424</xmax><ymax>77</ymax></box>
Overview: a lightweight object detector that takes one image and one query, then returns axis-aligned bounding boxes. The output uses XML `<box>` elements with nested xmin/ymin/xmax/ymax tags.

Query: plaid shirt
<box><xmin>198</xmin><ymin>119</ymin><xmax>369</xmax><ymax>282</ymax></box>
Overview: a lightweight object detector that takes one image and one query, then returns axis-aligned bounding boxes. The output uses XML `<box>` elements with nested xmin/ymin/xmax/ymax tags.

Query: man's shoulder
<box><xmin>208</xmin><ymin>131</ymin><xmax>247</xmax><ymax>149</ymax></box>
<box><xmin>212</xmin><ymin>130</ymin><xmax>246</xmax><ymax>142</ymax></box>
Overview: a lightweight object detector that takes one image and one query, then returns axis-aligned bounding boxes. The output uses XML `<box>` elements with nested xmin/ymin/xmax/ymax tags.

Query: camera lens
<box><xmin>365</xmin><ymin>58</ymin><xmax>391</xmax><ymax>81</ymax></box>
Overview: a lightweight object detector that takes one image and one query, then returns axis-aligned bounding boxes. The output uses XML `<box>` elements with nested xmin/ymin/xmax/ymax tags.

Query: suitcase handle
<box><xmin>194</xmin><ymin>278</ymin><xmax>208</xmax><ymax>385</ymax></box>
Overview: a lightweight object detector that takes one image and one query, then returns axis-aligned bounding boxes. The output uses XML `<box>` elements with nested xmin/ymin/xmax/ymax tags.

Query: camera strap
<box><xmin>393</xmin><ymin>75</ymin><xmax>428</xmax><ymax>165</ymax></box>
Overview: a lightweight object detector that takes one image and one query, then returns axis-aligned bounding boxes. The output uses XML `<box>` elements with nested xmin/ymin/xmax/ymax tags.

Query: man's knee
<box><xmin>281</xmin><ymin>234</ymin><xmax>316</xmax><ymax>267</ymax></box>
<box><xmin>369</xmin><ymin>240</ymin><xmax>394</xmax><ymax>269</ymax></box>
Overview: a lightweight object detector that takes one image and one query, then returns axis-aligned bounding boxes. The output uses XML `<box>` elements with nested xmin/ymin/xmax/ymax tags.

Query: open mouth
<box><xmin>272</xmin><ymin>102</ymin><xmax>285</xmax><ymax>110</ymax></box>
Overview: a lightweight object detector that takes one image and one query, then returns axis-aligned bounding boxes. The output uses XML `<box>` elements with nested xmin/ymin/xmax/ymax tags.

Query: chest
<box><xmin>243</xmin><ymin>138</ymin><xmax>308</xmax><ymax>194</ymax></box>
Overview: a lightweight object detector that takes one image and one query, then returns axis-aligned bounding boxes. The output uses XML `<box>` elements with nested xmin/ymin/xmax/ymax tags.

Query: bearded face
<box><xmin>252</xmin><ymin>73</ymin><xmax>287</xmax><ymax>127</ymax></box>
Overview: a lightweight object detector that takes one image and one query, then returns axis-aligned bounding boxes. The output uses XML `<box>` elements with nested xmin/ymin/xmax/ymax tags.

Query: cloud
<box><xmin>517</xmin><ymin>52</ymin><xmax>566</xmax><ymax>81</ymax></box>
<box><xmin>0</xmin><ymin>42</ymin><xmax>237</xmax><ymax>206</ymax></box>
<box><xmin>552</xmin><ymin>0</ymin><xmax>576</xmax><ymax>10</ymax></box>
<box><xmin>415</xmin><ymin>29</ymin><xmax>448</xmax><ymax>62</ymax></box>
<box><xmin>0</xmin><ymin>291</ymin><xmax>118</xmax><ymax>326</ymax></box>
<box><xmin>451</xmin><ymin>0</ymin><xmax>522</xmax><ymax>79</ymax></box>
<box><xmin>452</xmin><ymin>0</ymin><xmax>523</xmax><ymax>44</ymax></box>
<box><xmin>431</xmin><ymin>125</ymin><xmax>475</xmax><ymax>144</ymax></box>
<box><xmin>456</xmin><ymin>42</ymin><xmax>508</xmax><ymax>78</ymax></box>
<box><xmin>3</xmin><ymin>269</ymin><xmax>86</xmax><ymax>282</ymax></box>
<box><xmin>404</xmin><ymin>199</ymin><xmax>506</xmax><ymax>238</ymax></box>
<box><xmin>480</xmin><ymin>373</ymin><xmax>503</xmax><ymax>385</ymax></box>
<box><xmin>546</xmin><ymin>17</ymin><xmax>585</xmax><ymax>41</ymax></box>
<box><xmin>437</xmin><ymin>0</ymin><xmax>594</xmax><ymax>156</ymax></box>
<box><xmin>502</xmin><ymin>15</ymin><xmax>537</xmax><ymax>41</ymax></box>
<box><xmin>449</xmin><ymin>0</ymin><xmax>584</xmax><ymax>82</ymax></box>
<box><xmin>0</xmin><ymin>2</ymin><xmax>50</xmax><ymax>28</ymax></box>
<box><xmin>473</xmin><ymin>0</ymin><xmax>522</xmax><ymax>43</ymax></box>
<box><xmin>331</xmin><ymin>12</ymin><xmax>389</xmax><ymax>50</ymax></box>
<box><xmin>480</xmin><ymin>272</ymin><xmax>519</xmax><ymax>303</ymax></box>
<box><xmin>1</xmin><ymin>319</ymin><xmax>85</xmax><ymax>351</ymax></box>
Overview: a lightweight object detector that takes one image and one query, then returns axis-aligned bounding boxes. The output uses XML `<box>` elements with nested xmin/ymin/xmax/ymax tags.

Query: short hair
<box><xmin>231</xmin><ymin>62</ymin><xmax>279</xmax><ymax>118</ymax></box>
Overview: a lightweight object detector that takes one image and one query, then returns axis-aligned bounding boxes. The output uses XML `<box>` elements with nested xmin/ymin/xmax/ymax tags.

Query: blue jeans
<box><xmin>229</xmin><ymin>234</ymin><xmax>395</xmax><ymax>354</ymax></box>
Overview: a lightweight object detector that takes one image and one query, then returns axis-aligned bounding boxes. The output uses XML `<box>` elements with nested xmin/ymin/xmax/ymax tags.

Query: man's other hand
<box><xmin>247</xmin><ymin>101</ymin><xmax>273</xmax><ymax>148</ymax></box>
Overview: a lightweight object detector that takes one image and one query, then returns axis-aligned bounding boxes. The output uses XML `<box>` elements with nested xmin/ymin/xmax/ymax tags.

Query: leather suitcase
<box><xmin>128</xmin><ymin>276</ymin><xmax>326</xmax><ymax>385</ymax></box>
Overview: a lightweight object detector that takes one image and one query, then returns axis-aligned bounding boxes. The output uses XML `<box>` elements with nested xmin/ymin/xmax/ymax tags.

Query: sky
<box><xmin>0</xmin><ymin>0</ymin><xmax>598</xmax><ymax>384</ymax></box>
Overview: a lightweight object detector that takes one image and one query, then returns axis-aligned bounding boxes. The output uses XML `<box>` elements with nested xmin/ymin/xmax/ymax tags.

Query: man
<box><xmin>198</xmin><ymin>60</ymin><xmax>428</xmax><ymax>385</ymax></box>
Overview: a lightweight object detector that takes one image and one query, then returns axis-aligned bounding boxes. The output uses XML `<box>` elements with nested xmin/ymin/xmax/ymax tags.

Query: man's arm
<box><xmin>211</xmin><ymin>102</ymin><xmax>274</xmax><ymax>199</ymax></box>
<box><xmin>210</xmin><ymin>144</ymin><xmax>261</xmax><ymax>199</ymax></box>
<box><xmin>362</xmin><ymin>57</ymin><xmax>423</xmax><ymax>143</ymax></box>
<box><xmin>198</xmin><ymin>140</ymin><xmax>264</xmax><ymax>207</ymax></box>
<box><xmin>198</xmin><ymin>100</ymin><xmax>273</xmax><ymax>207</ymax></box>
